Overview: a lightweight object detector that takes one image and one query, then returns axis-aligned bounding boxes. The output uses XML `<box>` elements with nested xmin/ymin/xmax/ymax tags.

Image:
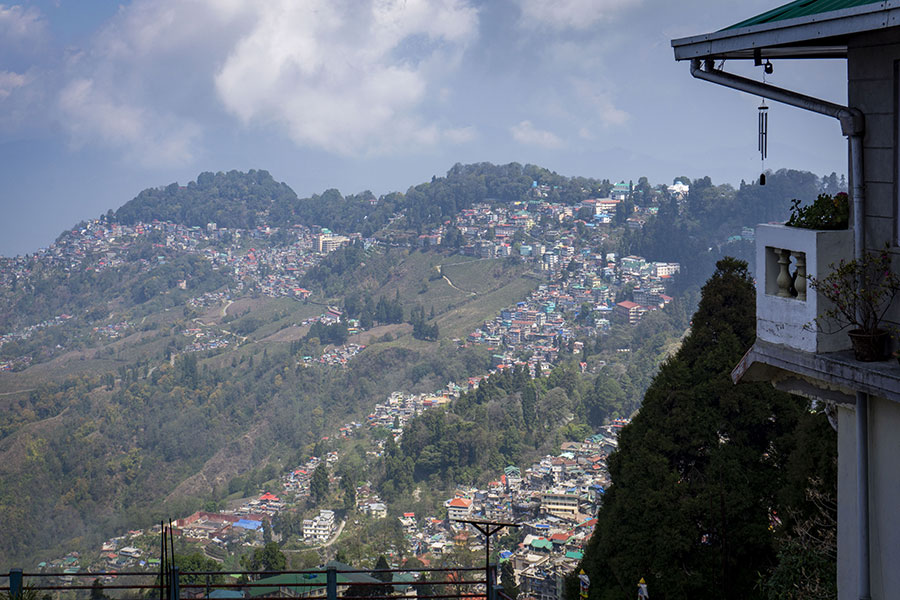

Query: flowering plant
<box><xmin>787</xmin><ymin>192</ymin><xmax>849</xmax><ymax>230</ymax></box>
<box><xmin>807</xmin><ymin>246</ymin><xmax>900</xmax><ymax>333</ymax></box>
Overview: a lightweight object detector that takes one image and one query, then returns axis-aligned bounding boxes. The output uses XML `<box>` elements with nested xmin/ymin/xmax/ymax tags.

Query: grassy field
<box><xmin>364</xmin><ymin>252</ymin><xmax>541</xmax><ymax>344</ymax></box>
<box><xmin>434</xmin><ymin>272</ymin><xmax>540</xmax><ymax>339</ymax></box>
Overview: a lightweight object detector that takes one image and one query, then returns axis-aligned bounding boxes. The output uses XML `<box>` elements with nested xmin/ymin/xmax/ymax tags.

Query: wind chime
<box><xmin>758</xmin><ymin>99</ymin><xmax>768</xmax><ymax>185</ymax></box>
<box><xmin>757</xmin><ymin>59</ymin><xmax>772</xmax><ymax>185</ymax></box>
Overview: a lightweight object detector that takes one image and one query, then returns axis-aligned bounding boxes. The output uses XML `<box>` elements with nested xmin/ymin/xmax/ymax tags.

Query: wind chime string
<box><xmin>758</xmin><ymin>68</ymin><xmax>768</xmax><ymax>185</ymax></box>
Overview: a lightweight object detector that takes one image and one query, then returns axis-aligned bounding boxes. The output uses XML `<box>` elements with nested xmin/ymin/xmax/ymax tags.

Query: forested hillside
<box><xmin>0</xmin><ymin>164</ymin><xmax>843</xmax><ymax>569</ymax></box>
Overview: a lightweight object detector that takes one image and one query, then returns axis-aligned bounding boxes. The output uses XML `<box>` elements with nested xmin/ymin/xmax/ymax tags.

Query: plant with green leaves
<box><xmin>807</xmin><ymin>246</ymin><xmax>900</xmax><ymax>335</ymax></box>
<box><xmin>786</xmin><ymin>192</ymin><xmax>849</xmax><ymax>229</ymax></box>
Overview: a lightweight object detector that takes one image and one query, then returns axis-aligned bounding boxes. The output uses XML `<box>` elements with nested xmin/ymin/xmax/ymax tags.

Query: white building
<box><xmin>446</xmin><ymin>497</ymin><xmax>473</xmax><ymax>521</ymax></box>
<box><xmin>652</xmin><ymin>262</ymin><xmax>680</xmax><ymax>278</ymax></box>
<box><xmin>302</xmin><ymin>509</ymin><xmax>335</xmax><ymax>543</ymax></box>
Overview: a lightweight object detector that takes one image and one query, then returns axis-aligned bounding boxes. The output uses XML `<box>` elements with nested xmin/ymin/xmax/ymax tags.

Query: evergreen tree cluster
<box><xmin>306</xmin><ymin>320</ymin><xmax>349</xmax><ymax>346</ymax></box>
<box><xmin>567</xmin><ymin>258</ymin><xmax>837</xmax><ymax>600</ymax></box>
<box><xmin>408</xmin><ymin>305</ymin><xmax>438</xmax><ymax>341</ymax></box>
<box><xmin>115</xmin><ymin>169</ymin><xmax>296</xmax><ymax>229</ymax></box>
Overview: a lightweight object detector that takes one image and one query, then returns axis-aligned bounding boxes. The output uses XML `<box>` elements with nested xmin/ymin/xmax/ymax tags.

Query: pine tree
<box><xmin>570</xmin><ymin>258</ymin><xmax>836</xmax><ymax>600</ymax></box>
<box><xmin>310</xmin><ymin>463</ymin><xmax>329</xmax><ymax>505</ymax></box>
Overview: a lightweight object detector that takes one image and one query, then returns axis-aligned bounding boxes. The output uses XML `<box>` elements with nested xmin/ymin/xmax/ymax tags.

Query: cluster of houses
<box><xmin>365</xmin><ymin>388</ymin><xmax>457</xmax><ymax>434</ymax></box>
<box><xmin>0</xmin><ymin>313</ymin><xmax>73</xmax><ymax>356</ymax></box>
<box><xmin>180</xmin><ymin>326</ymin><xmax>235</xmax><ymax>353</ymax></box>
<box><xmin>38</xmin><ymin>530</ymin><xmax>157</xmax><ymax>581</ymax></box>
<box><xmin>300</xmin><ymin>343</ymin><xmax>366</xmax><ymax>368</ymax></box>
<box><xmin>435</xmin><ymin>424</ymin><xmax>624</xmax><ymax>600</ymax></box>
<box><xmin>0</xmin><ymin>216</ymin><xmax>334</xmax><ymax>310</ymax></box>
<box><xmin>466</xmin><ymin>251</ymin><xmax>679</xmax><ymax>369</ymax></box>
<box><xmin>91</xmin><ymin>320</ymin><xmax>133</xmax><ymax>340</ymax></box>
<box><xmin>187</xmin><ymin>289</ymin><xmax>233</xmax><ymax>310</ymax></box>
<box><xmin>282</xmin><ymin>452</ymin><xmax>341</xmax><ymax>497</ymax></box>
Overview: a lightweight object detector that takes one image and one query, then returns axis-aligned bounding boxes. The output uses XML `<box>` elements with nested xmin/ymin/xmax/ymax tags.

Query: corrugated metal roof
<box><xmin>724</xmin><ymin>0</ymin><xmax>882</xmax><ymax>30</ymax></box>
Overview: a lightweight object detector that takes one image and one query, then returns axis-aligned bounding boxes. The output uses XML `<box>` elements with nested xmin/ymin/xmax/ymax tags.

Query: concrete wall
<box><xmin>848</xmin><ymin>29</ymin><xmax>900</xmax><ymax>339</ymax></box>
<box><xmin>836</xmin><ymin>395</ymin><xmax>900</xmax><ymax>600</ymax></box>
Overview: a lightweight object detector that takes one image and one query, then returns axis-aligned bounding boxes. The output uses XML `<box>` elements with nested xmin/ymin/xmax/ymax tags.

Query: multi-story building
<box><xmin>540</xmin><ymin>489</ymin><xmax>579</xmax><ymax>520</ymax></box>
<box><xmin>674</xmin><ymin>3</ymin><xmax>900</xmax><ymax>599</ymax></box>
<box><xmin>446</xmin><ymin>497</ymin><xmax>473</xmax><ymax>521</ymax></box>
<box><xmin>652</xmin><ymin>262</ymin><xmax>680</xmax><ymax>278</ymax></box>
<box><xmin>614</xmin><ymin>300</ymin><xmax>641</xmax><ymax>325</ymax></box>
<box><xmin>302</xmin><ymin>509</ymin><xmax>335</xmax><ymax>543</ymax></box>
<box><xmin>316</xmin><ymin>233</ymin><xmax>349</xmax><ymax>253</ymax></box>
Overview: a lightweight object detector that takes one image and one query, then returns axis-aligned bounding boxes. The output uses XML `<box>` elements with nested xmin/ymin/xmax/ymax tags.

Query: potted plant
<box><xmin>786</xmin><ymin>192</ymin><xmax>849</xmax><ymax>229</ymax></box>
<box><xmin>807</xmin><ymin>246</ymin><xmax>900</xmax><ymax>361</ymax></box>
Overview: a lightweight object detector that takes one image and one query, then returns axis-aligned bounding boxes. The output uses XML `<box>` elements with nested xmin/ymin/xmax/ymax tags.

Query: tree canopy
<box><xmin>568</xmin><ymin>258</ymin><xmax>836</xmax><ymax>600</ymax></box>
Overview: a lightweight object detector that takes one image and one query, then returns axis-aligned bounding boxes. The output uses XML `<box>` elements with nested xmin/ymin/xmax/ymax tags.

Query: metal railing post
<box><xmin>327</xmin><ymin>566</ymin><xmax>337</xmax><ymax>600</ymax></box>
<box><xmin>171</xmin><ymin>566</ymin><xmax>180</xmax><ymax>600</ymax></box>
<box><xmin>9</xmin><ymin>569</ymin><xmax>23</xmax><ymax>598</ymax></box>
<box><xmin>488</xmin><ymin>563</ymin><xmax>497</xmax><ymax>600</ymax></box>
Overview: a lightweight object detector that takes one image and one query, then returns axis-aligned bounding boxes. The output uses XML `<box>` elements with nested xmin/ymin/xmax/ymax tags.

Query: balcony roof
<box><xmin>733</xmin><ymin>339</ymin><xmax>900</xmax><ymax>403</ymax></box>
<box><xmin>672</xmin><ymin>0</ymin><xmax>900</xmax><ymax>61</ymax></box>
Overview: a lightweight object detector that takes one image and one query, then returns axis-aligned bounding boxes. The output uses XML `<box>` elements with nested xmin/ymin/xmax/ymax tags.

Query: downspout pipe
<box><xmin>689</xmin><ymin>58</ymin><xmax>870</xmax><ymax>600</ymax></box>
<box><xmin>689</xmin><ymin>59</ymin><xmax>866</xmax><ymax>256</ymax></box>
<box><xmin>857</xmin><ymin>391</ymin><xmax>871</xmax><ymax>600</ymax></box>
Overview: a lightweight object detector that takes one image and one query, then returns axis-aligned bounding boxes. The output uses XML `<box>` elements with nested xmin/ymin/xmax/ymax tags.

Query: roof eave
<box><xmin>672</xmin><ymin>1</ymin><xmax>900</xmax><ymax>61</ymax></box>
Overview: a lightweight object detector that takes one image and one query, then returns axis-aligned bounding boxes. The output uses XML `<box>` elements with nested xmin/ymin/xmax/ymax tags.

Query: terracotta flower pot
<box><xmin>848</xmin><ymin>329</ymin><xmax>889</xmax><ymax>362</ymax></box>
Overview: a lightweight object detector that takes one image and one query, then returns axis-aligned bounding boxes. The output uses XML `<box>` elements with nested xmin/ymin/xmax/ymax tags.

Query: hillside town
<box><xmin>34</xmin><ymin>363</ymin><xmax>624</xmax><ymax>600</ymax></box>
<box><xmin>6</xmin><ymin>181</ymin><xmax>683</xmax><ymax>599</ymax></box>
<box><xmin>0</xmin><ymin>185</ymin><xmax>691</xmax><ymax>376</ymax></box>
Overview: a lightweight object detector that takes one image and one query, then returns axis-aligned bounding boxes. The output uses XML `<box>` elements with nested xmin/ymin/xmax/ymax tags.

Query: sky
<box><xmin>0</xmin><ymin>0</ymin><xmax>849</xmax><ymax>256</ymax></box>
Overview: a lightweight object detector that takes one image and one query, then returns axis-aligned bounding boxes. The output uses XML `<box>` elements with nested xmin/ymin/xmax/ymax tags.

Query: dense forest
<box><xmin>110</xmin><ymin>163</ymin><xmax>616</xmax><ymax>237</ymax></box>
<box><xmin>114</xmin><ymin>170</ymin><xmax>297</xmax><ymax>229</ymax></box>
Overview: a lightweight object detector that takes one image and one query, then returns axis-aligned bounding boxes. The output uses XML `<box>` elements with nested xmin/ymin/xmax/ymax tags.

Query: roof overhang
<box><xmin>733</xmin><ymin>339</ymin><xmax>900</xmax><ymax>403</ymax></box>
<box><xmin>673</xmin><ymin>1</ymin><xmax>900</xmax><ymax>61</ymax></box>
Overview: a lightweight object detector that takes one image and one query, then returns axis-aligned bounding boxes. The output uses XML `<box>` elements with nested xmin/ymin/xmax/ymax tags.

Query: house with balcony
<box><xmin>673</xmin><ymin>2</ymin><xmax>900</xmax><ymax>599</ymax></box>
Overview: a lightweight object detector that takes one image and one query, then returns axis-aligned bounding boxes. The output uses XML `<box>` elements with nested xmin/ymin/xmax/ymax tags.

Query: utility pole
<box><xmin>453</xmin><ymin>519</ymin><xmax>518</xmax><ymax>600</ymax></box>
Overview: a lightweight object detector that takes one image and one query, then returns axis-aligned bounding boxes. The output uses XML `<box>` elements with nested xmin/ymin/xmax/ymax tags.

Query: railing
<box><xmin>755</xmin><ymin>223</ymin><xmax>853</xmax><ymax>354</ymax></box>
<box><xmin>1</xmin><ymin>565</ymin><xmax>498</xmax><ymax>600</ymax></box>
<box><xmin>766</xmin><ymin>246</ymin><xmax>807</xmax><ymax>300</ymax></box>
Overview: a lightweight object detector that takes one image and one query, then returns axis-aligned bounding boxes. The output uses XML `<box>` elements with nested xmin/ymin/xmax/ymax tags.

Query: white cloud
<box><xmin>515</xmin><ymin>0</ymin><xmax>640</xmax><ymax>30</ymax></box>
<box><xmin>570</xmin><ymin>78</ymin><xmax>629</xmax><ymax>126</ymax></box>
<box><xmin>214</xmin><ymin>0</ymin><xmax>479</xmax><ymax>155</ymax></box>
<box><xmin>52</xmin><ymin>0</ymin><xmax>248</xmax><ymax>167</ymax></box>
<box><xmin>0</xmin><ymin>70</ymin><xmax>26</xmax><ymax>99</ymax></box>
<box><xmin>510</xmin><ymin>120</ymin><xmax>563</xmax><ymax>149</ymax></box>
<box><xmin>0</xmin><ymin>4</ymin><xmax>46</xmax><ymax>44</ymax></box>
<box><xmin>444</xmin><ymin>126</ymin><xmax>477</xmax><ymax>144</ymax></box>
<box><xmin>59</xmin><ymin>78</ymin><xmax>200</xmax><ymax>168</ymax></box>
<box><xmin>50</xmin><ymin>0</ymin><xmax>478</xmax><ymax>163</ymax></box>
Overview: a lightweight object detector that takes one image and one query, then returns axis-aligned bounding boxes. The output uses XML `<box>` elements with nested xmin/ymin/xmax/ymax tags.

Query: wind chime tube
<box><xmin>758</xmin><ymin>103</ymin><xmax>768</xmax><ymax>160</ymax></box>
<box><xmin>759</xmin><ymin>102</ymin><xmax>768</xmax><ymax>185</ymax></box>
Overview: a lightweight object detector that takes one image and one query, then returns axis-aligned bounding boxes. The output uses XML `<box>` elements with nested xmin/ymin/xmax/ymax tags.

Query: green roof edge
<box><xmin>723</xmin><ymin>0</ymin><xmax>882</xmax><ymax>30</ymax></box>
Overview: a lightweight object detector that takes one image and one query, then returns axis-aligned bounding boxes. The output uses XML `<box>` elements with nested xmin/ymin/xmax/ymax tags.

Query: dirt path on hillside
<box><xmin>437</xmin><ymin>265</ymin><xmax>477</xmax><ymax>296</ymax></box>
